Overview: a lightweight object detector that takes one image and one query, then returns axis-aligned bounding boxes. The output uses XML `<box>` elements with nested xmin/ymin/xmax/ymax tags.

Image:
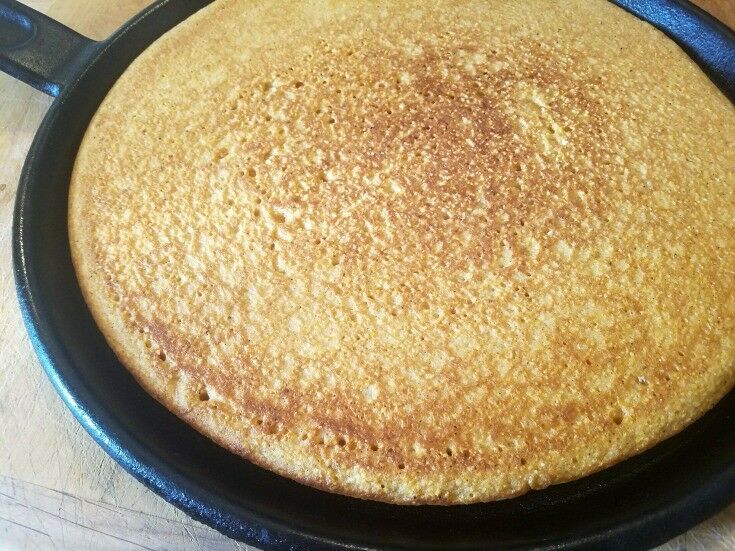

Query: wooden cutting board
<box><xmin>0</xmin><ymin>1</ymin><xmax>732</xmax><ymax>549</ymax></box>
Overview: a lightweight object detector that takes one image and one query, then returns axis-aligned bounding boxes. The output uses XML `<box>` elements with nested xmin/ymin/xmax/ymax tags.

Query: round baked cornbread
<box><xmin>69</xmin><ymin>0</ymin><xmax>735</xmax><ymax>504</ymax></box>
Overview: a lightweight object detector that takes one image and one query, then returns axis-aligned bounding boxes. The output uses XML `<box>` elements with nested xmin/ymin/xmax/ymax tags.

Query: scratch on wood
<box><xmin>0</xmin><ymin>488</ymin><xmax>155</xmax><ymax>550</ymax></box>
<box><xmin>0</xmin><ymin>513</ymin><xmax>53</xmax><ymax>540</ymax></box>
<box><xmin>0</xmin><ymin>476</ymin><xmax>256</xmax><ymax>550</ymax></box>
<box><xmin>184</xmin><ymin>523</ymin><xmax>206</xmax><ymax>551</ymax></box>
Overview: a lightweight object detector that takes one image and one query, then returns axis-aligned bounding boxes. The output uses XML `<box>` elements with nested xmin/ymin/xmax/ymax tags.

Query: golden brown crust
<box><xmin>69</xmin><ymin>0</ymin><xmax>735</xmax><ymax>504</ymax></box>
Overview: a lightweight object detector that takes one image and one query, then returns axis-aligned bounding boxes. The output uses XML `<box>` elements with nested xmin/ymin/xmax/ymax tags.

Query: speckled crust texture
<box><xmin>69</xmin><ymin>0</ymin><xmax>735</xmax><ymax>504</ymax></box>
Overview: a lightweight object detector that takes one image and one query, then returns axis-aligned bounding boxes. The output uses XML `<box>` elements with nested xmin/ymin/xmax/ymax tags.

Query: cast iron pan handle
<box><xmin>0</xmin><ymin>0</ymin><xmax>97</xmax><ymax>97</ymax></box>
<box><xmin>613</xmin><ymin>0</ymin><xmax>735</xmax><ymax>101</ymax></box>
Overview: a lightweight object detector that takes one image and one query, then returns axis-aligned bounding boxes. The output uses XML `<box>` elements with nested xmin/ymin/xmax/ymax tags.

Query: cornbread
<box><xmin>69</xmin><ymin>0</ymin><xmax>735</xmax><ymax>504</ymax></box>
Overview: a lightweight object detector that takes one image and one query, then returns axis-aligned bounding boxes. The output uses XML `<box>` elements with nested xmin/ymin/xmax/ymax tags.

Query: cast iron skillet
<box><xmin>2</xmin><ymin>0</ymin><xmax>734</xmax><ymax>548</ymax></box>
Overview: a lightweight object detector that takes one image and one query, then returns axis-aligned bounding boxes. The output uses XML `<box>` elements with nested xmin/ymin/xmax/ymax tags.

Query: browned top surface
<box><xmin>69</xmin><ymin>0</ymin><xmax>735</xmax><ymax>503</ymax></box>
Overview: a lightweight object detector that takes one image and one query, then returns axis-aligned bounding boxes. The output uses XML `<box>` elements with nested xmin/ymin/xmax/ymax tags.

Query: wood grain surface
<box><xmin>0</xmin><ymin>1</ymin><xmax>733</xmax><ymax>549</ymax></box>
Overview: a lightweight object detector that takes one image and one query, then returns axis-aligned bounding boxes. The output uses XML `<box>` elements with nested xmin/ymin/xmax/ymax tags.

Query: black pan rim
<box><xmin>10</xmin><ymin>0</ymin><xmax>735</xmax><ymax>549</ymax></box>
